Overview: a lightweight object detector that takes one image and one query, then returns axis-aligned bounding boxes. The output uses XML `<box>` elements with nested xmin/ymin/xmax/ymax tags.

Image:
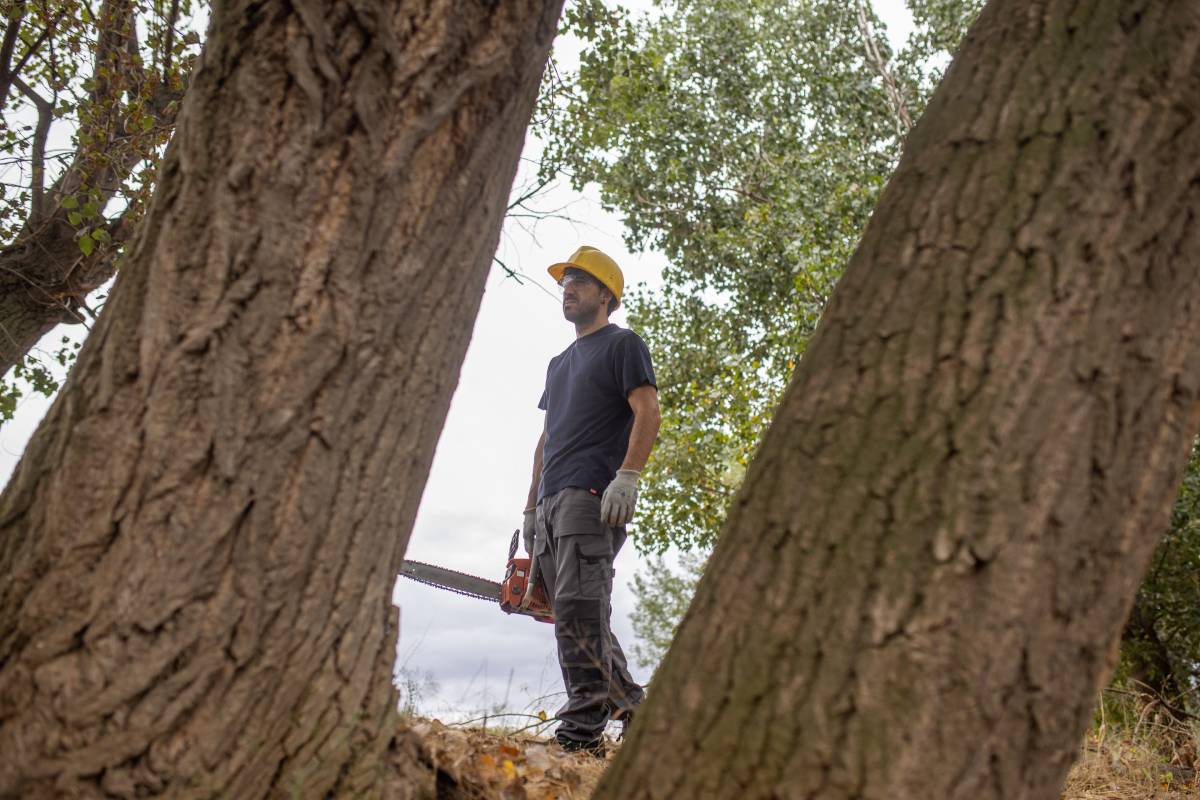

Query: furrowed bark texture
<box><xmin>597</xmin><ymin>1</ymin><xmax>1200</xmax><ymax>799</ymax></box>
<box><xmin>0</xmin><ymin>0</ymin><xmax>561</xmax><ymax>796</ymax></box>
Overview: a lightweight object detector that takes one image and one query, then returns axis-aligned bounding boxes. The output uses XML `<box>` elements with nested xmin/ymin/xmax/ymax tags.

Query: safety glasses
<box><xmin>557</xmin><ymin>271</ymin><xmax>600</xmax><ymax>292</ymax></box>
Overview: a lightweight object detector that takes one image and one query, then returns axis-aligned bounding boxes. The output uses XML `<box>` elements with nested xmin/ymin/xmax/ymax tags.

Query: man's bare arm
<box><xmin>525</xmin><ymin>425</ymin><xmax>546</xmax><ymax>510</ymax></box>
<box><xmin>620</xmin><ymin>384</ymin><xmax>661</xmax><ymax>471</ymax></box>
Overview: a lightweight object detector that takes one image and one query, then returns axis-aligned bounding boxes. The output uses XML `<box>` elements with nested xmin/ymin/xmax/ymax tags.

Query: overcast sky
<box><xmin>0</xmin><ymin>1</ymin><xmax>918</xmax><ymax>731</ymax></box>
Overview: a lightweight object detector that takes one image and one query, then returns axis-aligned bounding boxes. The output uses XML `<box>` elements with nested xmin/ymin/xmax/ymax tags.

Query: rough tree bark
<box><xmin>0</xmin><ymin>0</ymin><xmax>560</xmax><ymax>796</ymax></box>
<box><xmin>597</xmin><ymin>2</ymin><xmax>1200</xmax><ymax>799</ymax></box>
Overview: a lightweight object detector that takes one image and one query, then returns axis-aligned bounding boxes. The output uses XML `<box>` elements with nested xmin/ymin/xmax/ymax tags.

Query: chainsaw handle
<box><xmin>507</xmin><ymin>529</ymin><xmax>520</xmax><ymax>562</ymax></box>
<box><xmin>518</xmin><ymin>555</ymin><xmax>538</xmax><ymax>612</ymax></box>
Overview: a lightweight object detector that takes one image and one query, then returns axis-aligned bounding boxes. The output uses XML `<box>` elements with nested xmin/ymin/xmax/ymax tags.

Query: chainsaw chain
<box><xmin>400</xmin><ymin>560</ymin><xmax>499</xmax><ymax>603</ymax></box>
<box><xmin>400</xmin><ymin>532</ymin><xmax>523</xmax><ymax>603</ymax></box>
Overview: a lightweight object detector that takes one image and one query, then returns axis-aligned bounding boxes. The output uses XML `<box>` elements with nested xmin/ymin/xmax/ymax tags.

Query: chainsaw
<box><xmin>399</xmin><ymin>530</ymin><xmax>553</xmax><ymax>624</ymax></box>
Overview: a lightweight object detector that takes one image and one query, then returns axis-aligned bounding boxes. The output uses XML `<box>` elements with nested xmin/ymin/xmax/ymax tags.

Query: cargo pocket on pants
<box><xmin>575</xmin><ymin>537</ymin><xmax>612</xmax><ymax>600</ymax></box>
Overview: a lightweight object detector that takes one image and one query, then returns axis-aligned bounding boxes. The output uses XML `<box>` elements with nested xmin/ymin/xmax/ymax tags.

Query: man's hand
<box><xmin>601</xmin><ymin>469</ymin><xmax>640</xmax><ymax>527</ymax></box>
<box><xmin>522</xmin><ymin>508</ymin><xmax>537</xmax><ymax>554</ymax></box>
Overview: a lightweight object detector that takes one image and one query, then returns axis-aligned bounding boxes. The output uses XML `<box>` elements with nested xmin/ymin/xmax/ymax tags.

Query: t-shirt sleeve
<box><xmin>537</xmin><ymin>361</ymin><xmax>551</xmax><ymax>410</ymax></box>
<box><xmin>616</xmin><ymin>332</ymin><xmax>656</xmax><ymax>397</ymax></box>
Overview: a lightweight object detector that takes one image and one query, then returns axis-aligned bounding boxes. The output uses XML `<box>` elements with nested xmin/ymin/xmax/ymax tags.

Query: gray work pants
<box><xmin>535</xmin><ymin>488</ymin><xmax>644</xmax><ymax>742</ymax></box>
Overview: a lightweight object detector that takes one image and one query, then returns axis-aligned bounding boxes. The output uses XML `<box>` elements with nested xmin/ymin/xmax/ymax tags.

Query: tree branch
<box><xmin>161</xmin><ymin>0</ymin><xmax>181</xmax><ymax>81</ymax></box>
<box><xmin>78</xmin><ymin>0</ymin><xmax>97</xmax><ymax>25</ymax></box>
<box><xmin>711</xmin><ymin>184</ymin><xmax>769</xmax><ymax>204</ymax></box>
<box><xmin>0</xmin><ymin>0</ymin><xmax>188</xmax><ymax>376</ymax></box>
<box><xmin>0</xmin><ymin>3</ymin><xmax>25</xmax><ymax>106</ymax></box>
<box><xmin>11</xmin><ymin>75</ymin><xmax>52</xmax><ymax>224</ymax></box>
<box><xmin>493</xmin><ymin>255</ymin><xmax>521</xmax><ymax>282</ymax></box>
<box><xmin>0</xmin><ymin>10</ymin><xmax>62</xmax><ymax>113</ymax></box>
<box><xmin>507</xmin><ymin>173</ymin><xmax>554</xmax><ymax>211</ymax></box>
<box><xmin>854</xmin><ymin>0</ymin><xmax>913</xmax><ymax>136</ymax></box>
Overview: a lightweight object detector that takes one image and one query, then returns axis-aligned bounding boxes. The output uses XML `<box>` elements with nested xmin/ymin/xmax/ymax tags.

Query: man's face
<box><xmin>559</xmin><ymin>269</ymin><xmax>607</xmax><ymax>323</ymax></box>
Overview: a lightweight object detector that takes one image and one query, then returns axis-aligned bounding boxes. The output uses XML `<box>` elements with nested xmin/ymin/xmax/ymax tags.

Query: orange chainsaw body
<box><xmin>500</xmin><ymin>557</ymin><xmax>554</xmax><ymax>623</ymax></box>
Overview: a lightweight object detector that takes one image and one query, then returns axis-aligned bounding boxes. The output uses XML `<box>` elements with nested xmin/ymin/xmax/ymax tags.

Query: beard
<box><xmin>563</xmin><ymin>297</ymin><xmax>602</xmax><ymax>324</ymax></box>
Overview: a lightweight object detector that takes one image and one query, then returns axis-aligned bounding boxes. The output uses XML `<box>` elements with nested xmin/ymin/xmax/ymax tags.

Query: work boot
<box><xmin>609</xmin><ymin>703</ymin><xmax>637</xmax><ymax>740</ymax></box>
<box><xmin>555</xmin><ymin>734</ymin><xmax>606</xmax><ymax>758</ymax></box>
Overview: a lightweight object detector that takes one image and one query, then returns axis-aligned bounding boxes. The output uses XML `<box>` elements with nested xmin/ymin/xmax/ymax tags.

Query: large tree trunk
<box><xmin>596</xmin><ymin>1</ymin><xmax>1200</xmax><ymax>799</ymax></box>
<box><xmin>0</xmin><ymin>0</ymin><xmax>560</xmax><ymax>795</ymax></box>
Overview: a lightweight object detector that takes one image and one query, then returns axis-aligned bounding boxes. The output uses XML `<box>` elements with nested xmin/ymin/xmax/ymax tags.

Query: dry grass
<box><xmin>1064</xmin><ymin>734</ymin><xmax>1197</xmax><ymax>799</ymax></box>
<box><xmin>392</xmin><ymin>695</ymin><xmax>1198</xmax><ymax>799</ymax></box>
<box><xmin>1062</xmin><ymin>692</ymin><xmax>1199</xmax><ymax>800</ymax></box>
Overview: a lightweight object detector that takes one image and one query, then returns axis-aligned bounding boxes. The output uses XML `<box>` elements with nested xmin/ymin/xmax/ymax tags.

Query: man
<box><xmin>521</xmin><ymin>245</ymin><xmax>661</xmax><ymax>756</ymax></box>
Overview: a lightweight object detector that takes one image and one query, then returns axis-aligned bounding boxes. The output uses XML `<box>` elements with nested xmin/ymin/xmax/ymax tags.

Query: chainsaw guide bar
<box><xmin>398</xmin><ymin>530</ymin><xmax>554</xmax><ymax>624</ymax></box>
<box><xmin>398</xmin><ymin>560</ymin><xmax>501</xmax><ymax>603</ymax></box>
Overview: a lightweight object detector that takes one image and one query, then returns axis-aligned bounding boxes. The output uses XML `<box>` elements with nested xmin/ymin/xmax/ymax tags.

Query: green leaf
<box><xmin>67</xmin><ymin>211</ymin><xmax>82</xmax><ymax>226</ymax></box>
<box><xmin>0</xmin><ymin>378</ymin><xmax>20</xmax><ymax>422</ymax></box>
<box><xmin>78</xmin><ymin>233</ymin><xmax>95</xmax><ymax>256</ymax></box>
<box><xmin>61</xmin><ymin>195</ymin><xmax>79</xmax><ymax>209</ymax></box>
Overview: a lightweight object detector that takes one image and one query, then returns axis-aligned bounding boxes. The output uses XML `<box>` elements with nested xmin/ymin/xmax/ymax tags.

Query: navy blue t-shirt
<box><xmin>538</xmin><ymin>324</ymin><xmax>656</xmax><ymax>501</ymax></box>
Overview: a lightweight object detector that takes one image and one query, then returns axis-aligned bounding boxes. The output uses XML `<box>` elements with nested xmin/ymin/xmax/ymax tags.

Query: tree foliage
<box><xmin>0</xmin><ymin>0</ymin><xmax>204</xmax><ymax>417</ymax></box>
<box><xmin>627</xmin><ymin>548</ymin><xmax>706</xmax><ymax>669</ymax></box>
<box><xmin>1117</xmin><ymin>438</ymin><xmax>1200</xmax><ymax>713</ymax></box>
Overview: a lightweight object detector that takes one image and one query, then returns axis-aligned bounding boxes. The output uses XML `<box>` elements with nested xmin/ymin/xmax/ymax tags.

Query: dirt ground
<box><xmin>391</xmin><ymin>718</ymin><xmax>1197</xmax><ymax>800</ymax></box>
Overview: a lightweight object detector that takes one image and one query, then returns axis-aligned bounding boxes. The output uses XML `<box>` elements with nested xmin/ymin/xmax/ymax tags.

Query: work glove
<box><xmin>522</xmin><ymin>508</ymin><xmax>537</xmax><ymax>554</ymax></box>
<box><xmin>601</xmin><ymin>469</ymin><xmax>640</xmax><ymax>527</ymax></box>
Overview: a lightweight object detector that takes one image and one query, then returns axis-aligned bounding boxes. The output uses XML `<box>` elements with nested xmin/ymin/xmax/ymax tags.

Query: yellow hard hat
<box><xmin>548</xmin><ymin>246</ymin><xmax>624</xmax><ymax>307</ymax></box>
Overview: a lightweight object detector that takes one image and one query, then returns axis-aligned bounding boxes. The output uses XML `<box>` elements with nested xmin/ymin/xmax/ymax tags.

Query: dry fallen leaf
<box><xmin>395</xmin><ymin>719</ymin><xmax>609</xmax><ymax>799</ymax></box>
